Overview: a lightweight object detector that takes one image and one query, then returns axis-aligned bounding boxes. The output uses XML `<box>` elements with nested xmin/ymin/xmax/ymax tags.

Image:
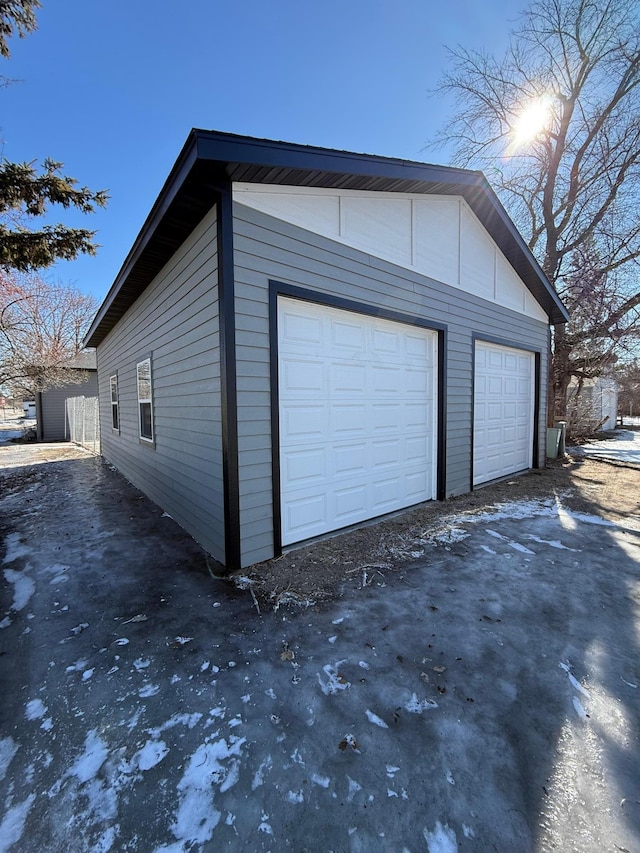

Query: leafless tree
<box><xmin>432</xmin><ymin>0</ymin><xmax>640</xmax><ymax>421</ymax></box>
<box><xmin>0</xmin><ymin>271</ymin><xmax>97</xmax><ymax>395</ymax></box>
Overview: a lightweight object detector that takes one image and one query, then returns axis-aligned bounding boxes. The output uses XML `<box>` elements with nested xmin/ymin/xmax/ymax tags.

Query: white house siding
<box><xmin>96</xmin><ymin>207</ymin><xmax>224</xmax><ymax>563</ymax></box>
<box><xmin>232</xmin><ymin>202</ymin><xmax>550</xmax><ymax>568</ymax></box>
<box><xmin>38</xmin><ymin>373</ymin><xmax>98</xmax><ymax>442</ymax></box>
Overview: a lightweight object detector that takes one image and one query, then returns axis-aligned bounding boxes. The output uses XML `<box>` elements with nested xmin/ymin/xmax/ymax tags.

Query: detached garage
<box><xmin>85</xmin><ymin>130</ymin><xmax>568</xmax><ymax>572</ymax></box>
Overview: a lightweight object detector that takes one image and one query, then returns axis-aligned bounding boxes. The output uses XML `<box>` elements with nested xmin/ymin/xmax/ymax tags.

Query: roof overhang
<box><xmin>85</xmin><ymin>129</ymin><xmax>569</xmax><ymax>346</ymax></box>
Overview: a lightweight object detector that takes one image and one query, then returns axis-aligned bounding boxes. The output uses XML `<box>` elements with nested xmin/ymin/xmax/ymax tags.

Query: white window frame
<box><xmin>136</xmin><ymin>358</ymin><xmax>154</xmax><ymax>443</ymax></box>
<box><xmin>110</xmin><ymin>374</ymin><xmax>119</xmax><ymax>432</ymax></box>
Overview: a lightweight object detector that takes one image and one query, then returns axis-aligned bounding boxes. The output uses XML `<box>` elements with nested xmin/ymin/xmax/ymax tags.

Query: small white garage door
<box><xmin>278</xmin><ymin>297</ymin><xmax>438</xmax><ymax>546</ymax></box>
<box><xmin>473</xmin><ymin>341</ymin><xmax>535</xmax><ymax>485</ymax></box>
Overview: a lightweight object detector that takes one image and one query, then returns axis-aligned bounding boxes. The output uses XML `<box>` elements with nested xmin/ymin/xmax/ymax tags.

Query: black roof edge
<box><xmin>85</xmin><ymin>129</ymin><xmax>569</xmax><ymax>346</ymax></box>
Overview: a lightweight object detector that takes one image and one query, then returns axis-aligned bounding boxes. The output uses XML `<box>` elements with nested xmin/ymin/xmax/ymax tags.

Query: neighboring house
<box><xmin>36</xmin><ymin>350</ymin><xmax>99</xmax><ymax>447</ymax></box>
<box><xmin>568</xmin><ymin>377</ymin><xmax>619</xmax><ymax>431</ymax></box>
<box><xmin>85</xmin><ymin>130</ymin><xmax>569</xmax><ymax>572</ymax></box>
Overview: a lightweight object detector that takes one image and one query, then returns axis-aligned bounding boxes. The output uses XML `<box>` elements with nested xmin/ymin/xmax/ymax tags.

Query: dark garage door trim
<box><xmin>471</xmin><ymin>333</ymin><xmax>542</xmax><ymax>491</ymax></box>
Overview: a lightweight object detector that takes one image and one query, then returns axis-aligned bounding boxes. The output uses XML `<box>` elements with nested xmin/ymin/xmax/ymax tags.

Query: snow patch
<box><xmin>317</xmin><ymin>660</ymin><xmax>351</xmax><ymax>695</ymax></box>
<box><xmin>404</xmin><ymin>693</ymin><xmax>438</xmax><ymax>713</ymax></box>
<box><xmin>347</xmin><ymin>777</ymin><xmax>362</xmax><ymax>802</ymax></box>
<box><xmin>136</xmin><ymin>740</ymin><xmax>169</xmax><ymax>771</ymax></box>
<box><xmin>0</xmin><ymin>737</ymin><xmax>19</xmax><ymax>780</ymax></box>
<box><xmin>0</xmin><ymin>793</ymin><xmax>36</xmax><ymax>853</ymax></box>
<box><xmin>365</xmin><ymin>709</ymin><xmax>389</xmax><ymax>729</ymax></box>
<box><xmin>172</xmin><ymin>636</ymin><xmax>194</xmax><ymax>646</ymax></box>
<box><xmin>523</xmin><ymin>534</ymin><xmax>577</xmax><ymax>551</ymax></box>
<box><xmin>572</xmin><ymin>697</ymin><xmax>589</xmax><ymax>721</ymax></box>
<box><xmin>258</xmin><ymin>814</ymin><xmax>273</xmax><ymax>835</ymax></box>
<box><xmin>430</xmin><ymin>526</ymin><xmax>469</xmax><ymax>545</ymax></box>
<box><xmin>133</xmin><ymin>658</ymin><xmax>151</xmax><ymax>671</ymax></box>
<box><xmin>252</xmin><ymin>755</ymin><xmax>272</xmax><ymax>790</ymax></box>
<box><xmin>66</xmin><ymin>659</ymin><xmax>89</xmax><ymax>673</ymax></box>
<box><xmin>311</xmin><ymin>773</ymin><xmax>330</xmax><ymax>788</ymax></box>
<box><xmin>2</xmin><ymin>533</ymin><xmax>30</xmax><ymax>564</ymax></box>
<box><xmin>508</xmin><ymin>541</ymin><xmax>535</xmax><ymax>555</ymax></box>
<box><xmin>167</xmin><ymin>735</ymin><xmax>245</xmax><ymax>847</ymax></box>
<box><xmin>25</xmin><ymin>699</ymin><xmax>47</xmax><ymax>720</ymax></box>
<box><xmin>3</xmin><ymin>568</ymin><xmax>35</xmax><ymax>610</ymax></box>
<box><xmin>423</xmin><ymin>821</ymin><xmax>458</xmax><ymax>852</ymax></box>
<box><xmin>559</xmin><ymin>662</ymin><xmax>591</xmax><ymax>697</ymax></box>
<box><xmin>70</xmin><ymin>730</ymin><xmax>109</xmax><ymax>783</ymax></box>
<box><xmin>287</xmin><ymin>790</ymin><xmax>304</xmax><ymax>803</ymax></box>
<box><xmin>139</xmin><ymin>684</ymin><xmax>160</xmax><ymax>698</ymax></box>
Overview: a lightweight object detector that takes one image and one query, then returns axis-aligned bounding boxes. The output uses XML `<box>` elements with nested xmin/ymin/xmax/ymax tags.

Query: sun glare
<box><xmin>511</xmin><ymin>97</ymin><xmax>551</xmax><ymax>150</ymax></box>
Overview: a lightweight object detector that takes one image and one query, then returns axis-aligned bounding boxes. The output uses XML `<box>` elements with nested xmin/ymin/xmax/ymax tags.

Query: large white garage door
<box><xmin>474</xmin><ymin>341</ymin><xmax>535</xmax><ymax>485</ymax></box>
<box><xmin>278</xmin><ymin>297</ymin><xmax>438</xmax><ymax>546</ymax></box>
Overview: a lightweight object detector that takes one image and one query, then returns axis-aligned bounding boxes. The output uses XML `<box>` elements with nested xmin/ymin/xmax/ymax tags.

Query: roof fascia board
<box><xmin>193</xmin><ymin>131</ymin><xmax>568</xmax><ymax>324</ymax></box>
<box><xmin>193</xmin><ymin>129</ymin><xmax>482</xmax><ymax>188</ymax></box>
<box><xmin>84</xmin><ymin>133</ymin><xmax>200</xmax><ymax>345</ymax></box>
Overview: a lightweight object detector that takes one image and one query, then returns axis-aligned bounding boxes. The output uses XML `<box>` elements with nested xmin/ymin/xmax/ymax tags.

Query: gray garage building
<box><xmin>85</xmin><ymin>130</ymin><xmax>569</xmax><ymax>572</ymax></box>
<box><xmin>35</xmin><ymin>350</ymin><xmax>98</xmax><ymax>444</ymax></box>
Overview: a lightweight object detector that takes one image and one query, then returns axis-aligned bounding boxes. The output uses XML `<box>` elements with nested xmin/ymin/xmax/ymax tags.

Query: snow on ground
<box><xmin>1</xmin><ymin>449</ymin><xmax>640</xmax><ymax>851</ymax></box>
<box><xmin>571</xmin><ymin>429</ymin><xmax>640</xmax><ymax>466</ymax></box>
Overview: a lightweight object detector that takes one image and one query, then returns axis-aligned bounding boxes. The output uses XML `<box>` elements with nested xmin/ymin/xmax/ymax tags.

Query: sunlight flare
<box><xmin>510</xmin><ymin>96</ymin><xmax>552</xmax><ymax>150</ymax></box>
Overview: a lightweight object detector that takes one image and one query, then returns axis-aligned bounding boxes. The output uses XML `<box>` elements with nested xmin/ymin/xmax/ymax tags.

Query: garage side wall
<box><xmin>38</xmin><ymin>373</ymin><xmax>98</xmax><ymax>442</ymax></box>
<box><xmin>233</xmin><ymin>202</ymin><xmax>549</xmax><ymax>568</ymax></box>
<box><xmin>96</xmin><ymin>207</ymin><xmax>225</xmax><ymax>563</ymax></box>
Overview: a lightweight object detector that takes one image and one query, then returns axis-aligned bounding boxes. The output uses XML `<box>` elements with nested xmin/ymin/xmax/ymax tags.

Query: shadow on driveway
<box><xmin>0</xmin><ymin>450</ymin><xmax>639</xmax><ymax>851</ymax></box>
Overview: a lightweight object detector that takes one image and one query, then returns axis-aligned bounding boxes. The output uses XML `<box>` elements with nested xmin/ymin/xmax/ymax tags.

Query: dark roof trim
<box><xmin>85</xmin><ymin>129</ymin><xmax>569</xmax><ymax>346</ymax></box>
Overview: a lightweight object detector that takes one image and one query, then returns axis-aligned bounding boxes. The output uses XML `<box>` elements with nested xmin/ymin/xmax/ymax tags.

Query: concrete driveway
<box><xmin>1</xmin><ymin>448</ymin><xmax>639</xmax><ymax>852</ymax></box>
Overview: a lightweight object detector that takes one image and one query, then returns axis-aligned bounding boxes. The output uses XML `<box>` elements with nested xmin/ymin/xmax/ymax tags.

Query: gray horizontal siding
<box><xmin>96</xmin><ymin>206</ymin><xmax>224</xmax><ymax>563</ymax></box>
<box><xmin>39</xmin><ymin>372</ymin><xmax>98</xmax><ymax>442</ymax></box>
<box><xmin>233</xmin><ymin>202</ymin><xmax>549</xmax><ymax>568</ymax></box>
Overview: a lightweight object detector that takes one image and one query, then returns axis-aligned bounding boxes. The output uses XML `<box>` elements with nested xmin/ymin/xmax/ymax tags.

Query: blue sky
<box><xmin>2</xmin><ymin>0</ymin><xmax>525</xmax><ymax>302</ymax></box>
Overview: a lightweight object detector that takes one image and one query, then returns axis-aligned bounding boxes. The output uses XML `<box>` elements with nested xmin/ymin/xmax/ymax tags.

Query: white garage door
<box><xmin>474</xmin><ymin>341</ymin><xmax>535</xmax><ymax>485</ymax></box>
<box><xmin>278</xmin><ymin>297</ymin><xmax>438</xmax><ymax>546</ymax></box>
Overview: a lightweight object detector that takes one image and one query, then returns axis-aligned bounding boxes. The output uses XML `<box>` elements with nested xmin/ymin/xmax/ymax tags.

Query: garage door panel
<box><xmin>282</xmin><ymin>405</ymin><xmax>326</xmax><ymax>441</ymax></box>
<box><xmin>372</xmin><ymin>328</ymin><xmax>400</xmax><ymax>354</ymax></box>
<box><xmin>285</xmin><ymin>493</ymin><xmax>327</xmax><ymax>540</ymax></box>
<box><xmin>280</xmin><ymin>358</ymin><xmax>325</xmax><ymax>395</ymax></box>
<box><xmin>474</xmin><ymin>341</ymin><xmax>534</xmax><ymax>485</ymax></box>
<box><xmin>279</xmin><ymin>297</ymin><xmax>438</xmax><ymax>545</ymax></box>
<box><xmin>372</xmin><ymin>365</ymin><xmax>401</xmax><ymax>393</ymax></box>
<box><xmin>332</xmin><ymin>362</ymin><xmax>367</xmax><ymax>392</ymax></box>
<box><xmin>333</xmin><ymin>444</ymin><xmax>367</xmax><ymax>476</ymax></box>
<box><xmin>332</xmin><ymin>404</ymin><xmax>368</xmax><ymax>436</ymax></box>
<box><xmin>335</xmin><ymin>485</ymin><xmax>367</xmax><ymax>520</ymax></box>
<box><xmin>283</xmin><ymin>448</ymin><xmax>326</xmax><ymax>483</ymax></box>
<box><xmin>372</xmin><ymin>440</ymin><xmax>400</xmax><ymax>468</ymax></box>
<box><xmin>281</xmin><ymin>311</ymin><xmax>323</xmax><ymax>346</ymax></box>
<box><xmin>332</xmin><ymin>320</ymin><xmax>365</xmax><ymax>350</ymax></box>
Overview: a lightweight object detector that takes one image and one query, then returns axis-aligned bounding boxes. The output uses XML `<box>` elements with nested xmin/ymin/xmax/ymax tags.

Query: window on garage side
<box><xmin>110</xmin><ymin>374</ymin><xmax>119</xmax><ymax>431</ymax></box>
<box><xmin>136</xmin><ymin>358</ymin><xmax>154</xmax><ymax>443</ymax></box>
